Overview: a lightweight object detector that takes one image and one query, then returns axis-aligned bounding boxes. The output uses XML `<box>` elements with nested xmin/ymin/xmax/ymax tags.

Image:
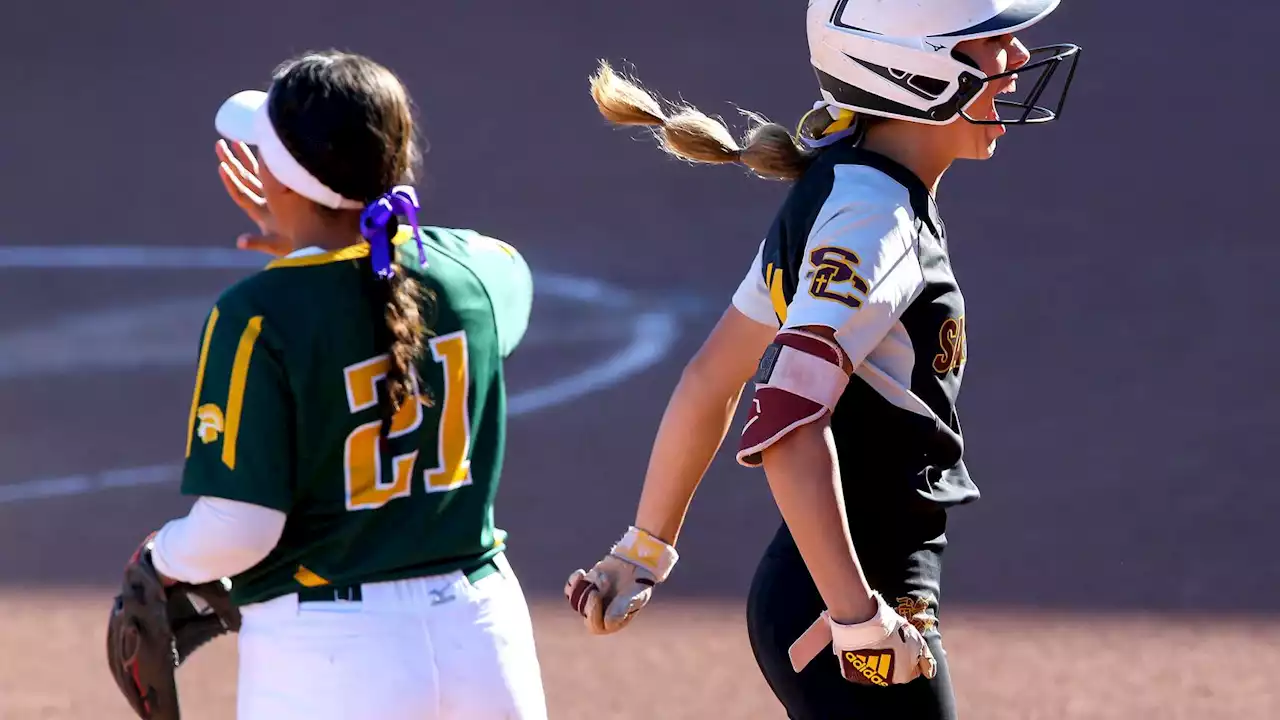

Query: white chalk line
<box><xmin>0</xmin><ymin>245</ymin><xmax>266</xmax><ymax>270</ymax></box>
<box><xmin>0</xmin><ymin>245</ymin><xmax>635</xmax><ymax>306</ymax></box>
<box><xmin>0</xmin><ymin>245</ymin><xmax>681</xmax><ymax>506</ymax></box>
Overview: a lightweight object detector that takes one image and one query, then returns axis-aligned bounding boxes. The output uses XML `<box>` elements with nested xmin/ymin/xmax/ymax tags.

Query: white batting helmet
<box><xmin>807</xmin><ymin>0</ymin><xmax>1081</xmax><ymax>125</ymax></box>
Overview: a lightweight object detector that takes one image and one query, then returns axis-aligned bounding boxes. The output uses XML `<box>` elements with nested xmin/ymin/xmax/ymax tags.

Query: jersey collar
<box><xmin>843</xmin><ymin>147</ymin><xmax>945</xmax><ymax>239</ymax></box>
<box><xmin>265</xmin><ymin>227</ymin><xmax>413</xmax><ymax>270</ymax></box>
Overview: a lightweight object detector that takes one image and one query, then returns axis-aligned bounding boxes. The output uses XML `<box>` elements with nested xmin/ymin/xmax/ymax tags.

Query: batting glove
<box><xmin>564</xmin><ymin>526</ymin><xmax>678</xmax><ymax>635</ymax></box>
<box><xmin>788</xmin><ymin>592</ymin><xmax>938</xmax><ymax>686</ymax></box>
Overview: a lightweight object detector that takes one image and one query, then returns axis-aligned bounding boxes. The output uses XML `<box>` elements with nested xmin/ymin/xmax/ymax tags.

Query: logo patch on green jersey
<box><xmin>196</xmin><ymin>403</ymin><xmax>225</xmax><ymax>445</ymax></box>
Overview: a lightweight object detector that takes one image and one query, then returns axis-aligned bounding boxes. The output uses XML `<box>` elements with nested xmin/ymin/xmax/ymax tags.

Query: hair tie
<box><xmin>796</xmin><ymin>103</ymin><xmax>862</xmax><ymax>149</ymax></box>
<box><xmin>359</xmin><ymin>185</ymin><xmax>425</xmax><ymax>279</ymax></box>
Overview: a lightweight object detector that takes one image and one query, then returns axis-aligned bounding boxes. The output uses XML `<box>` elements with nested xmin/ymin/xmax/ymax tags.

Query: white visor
<box><xmin>214</xmin><ymin>90</ymin><xmax>364</xmax><ymax>210</ymax></box>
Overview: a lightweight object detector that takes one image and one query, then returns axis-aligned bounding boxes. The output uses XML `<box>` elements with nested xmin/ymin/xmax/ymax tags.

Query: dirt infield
<box><xmin>2</xmin><ymin>0</ymin><xmax>1278</xmax><ymax>718</ymax></box>
<box><xmin>4</xmin><ymin>590</ymin><xmax>1279</xmax><ymax>719</ymax></box>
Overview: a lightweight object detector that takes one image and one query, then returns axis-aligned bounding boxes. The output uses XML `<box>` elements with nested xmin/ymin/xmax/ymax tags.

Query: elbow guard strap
<box><xmin>736</xmin><ymin>329</ymin><xmax>849</xmax><ymax>468</ymax></box>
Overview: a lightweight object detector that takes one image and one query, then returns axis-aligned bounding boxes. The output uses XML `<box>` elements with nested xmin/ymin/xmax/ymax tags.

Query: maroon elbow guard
<box><xmin>735</xmin><ymin>329</ymin><xmax>849</xmax><ymax>468</ymax></box>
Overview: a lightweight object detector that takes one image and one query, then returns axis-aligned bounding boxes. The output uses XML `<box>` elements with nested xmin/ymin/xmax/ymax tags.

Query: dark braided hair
<box><xmin>267</xmin><ymin>50</ymin><xmax>430</xmax><ymax>432</ymax></box>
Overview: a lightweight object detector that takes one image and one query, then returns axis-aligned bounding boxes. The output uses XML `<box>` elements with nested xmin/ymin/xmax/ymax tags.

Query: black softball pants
<box><xmin>745</xmin><ymin>507</ymin><xmax>957</xmax><ymax>720</ymax></box>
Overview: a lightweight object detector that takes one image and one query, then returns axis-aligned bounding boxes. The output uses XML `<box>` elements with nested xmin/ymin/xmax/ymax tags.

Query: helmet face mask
<box><xmin>808</xmin><ymin>0</ymin><xmax>1081</xmax><ymax>127</ymax></box>
<box><xmin>956</xmin><ymin>43</ymin><xmax>1080</xmax><ymax>125</ymax></box>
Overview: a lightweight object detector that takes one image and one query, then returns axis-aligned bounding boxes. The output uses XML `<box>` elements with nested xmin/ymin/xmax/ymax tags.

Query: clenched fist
<box><xmin>564</xmin><ymin>526</ymin><xmax>678</xmax><ymax>635</ymax></box>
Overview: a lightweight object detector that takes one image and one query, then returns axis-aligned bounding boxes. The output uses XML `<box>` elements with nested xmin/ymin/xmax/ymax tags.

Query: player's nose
<box><xmin>1006</xmin><ymin>35</ymin><xmax>1031</xmax><ymax>72</ymax></box>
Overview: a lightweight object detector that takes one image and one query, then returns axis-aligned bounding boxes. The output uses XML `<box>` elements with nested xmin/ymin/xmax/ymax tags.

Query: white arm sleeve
<box><xmin>731</xmin><ymin>239</ymin><xmax>780</xmax><ymax>327</ymax></box>
<box><xmin>150</xmin><ymin>496</ymin><xmax>287</xmax><ymax>584</ymax></box>
<box><xmin>781</xmin><ymin>177</ymin><xmax>925</xmax><ymax>367</ymax></box>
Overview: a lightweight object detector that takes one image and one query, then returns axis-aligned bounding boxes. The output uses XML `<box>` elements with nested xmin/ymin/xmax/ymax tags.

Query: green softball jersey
<box><xmin>179</xmin><ymin>226</ymin><xmax>533</xmax><ymax>606</ymax></box>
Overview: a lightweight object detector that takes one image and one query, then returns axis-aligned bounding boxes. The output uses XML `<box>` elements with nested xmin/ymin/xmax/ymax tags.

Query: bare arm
<box><xmin>564</xmin><ymin>257</ymin><xmax>780</xmax><ymax>634</ymax></box>
<box><xmin>632</xmin><ymin>304</ymin><xmax>776</xmax><ymax>544</ymax></box>
<box><xmin>745</xmin><ymin>207</ymin><xmax>923</xmax><ymax>627</ymax></box>
<box><xmin>758</xmin><ymin>326</ymin><xmax>877</xmax><ymax>624</ymax></box>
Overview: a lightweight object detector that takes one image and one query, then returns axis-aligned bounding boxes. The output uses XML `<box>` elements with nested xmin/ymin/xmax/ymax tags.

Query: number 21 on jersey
<box><xmin>342</xmin><ymin>331</ymin><xmax>472</xmax><ymax>511</ymax></box>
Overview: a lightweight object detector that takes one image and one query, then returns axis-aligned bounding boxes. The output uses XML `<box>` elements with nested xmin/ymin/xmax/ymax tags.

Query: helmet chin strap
<box><xmin>951</xmin><ymin>49</ymin><xmax>981</xmax><ymax>70</ymax></box>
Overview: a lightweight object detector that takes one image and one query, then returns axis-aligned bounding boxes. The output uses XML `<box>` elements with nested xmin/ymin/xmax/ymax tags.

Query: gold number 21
<box><xmin>342</xmin><ymin>331</ymin><xmax>473</xmax><ymax>511</ymax></box>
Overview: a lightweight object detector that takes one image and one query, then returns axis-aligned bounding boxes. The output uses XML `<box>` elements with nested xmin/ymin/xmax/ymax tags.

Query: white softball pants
<box><xmin>235</xmin><ymin>553</ymin><xmax>548</xmax><ymax>719</ymax></box>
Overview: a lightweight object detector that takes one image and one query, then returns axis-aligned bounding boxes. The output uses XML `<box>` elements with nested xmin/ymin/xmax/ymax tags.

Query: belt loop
<box><xmin>492</xmin><ymin>551</ymin><xmax>511</xmax><ymax>580</ymax></box>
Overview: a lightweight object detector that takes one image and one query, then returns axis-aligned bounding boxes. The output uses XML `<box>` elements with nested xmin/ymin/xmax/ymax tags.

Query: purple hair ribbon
<box><xmin>359</xmin><ymin>185</ymin><xmax>425</xmax><ymax>279</ymax></box>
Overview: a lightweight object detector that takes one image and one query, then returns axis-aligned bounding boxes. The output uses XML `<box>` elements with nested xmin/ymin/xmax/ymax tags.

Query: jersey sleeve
<box><xmin>781</xmin><ymin>203</ymin><xmax>924</xmax><ymax>367</ymax></box>
<box><xmin>731</xmin><ymin>239</ymin><xmax>781</xmax><ymax>327</ymax></box>
<box><xmin>465</xmin><ymin>233</ymin><xmax>534</xmax><ymax>358</ymax></box>
<box><xmin>179</xmin><ymin>299</ymin><xmax>295</xmax><ymax>512</ymax></box>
